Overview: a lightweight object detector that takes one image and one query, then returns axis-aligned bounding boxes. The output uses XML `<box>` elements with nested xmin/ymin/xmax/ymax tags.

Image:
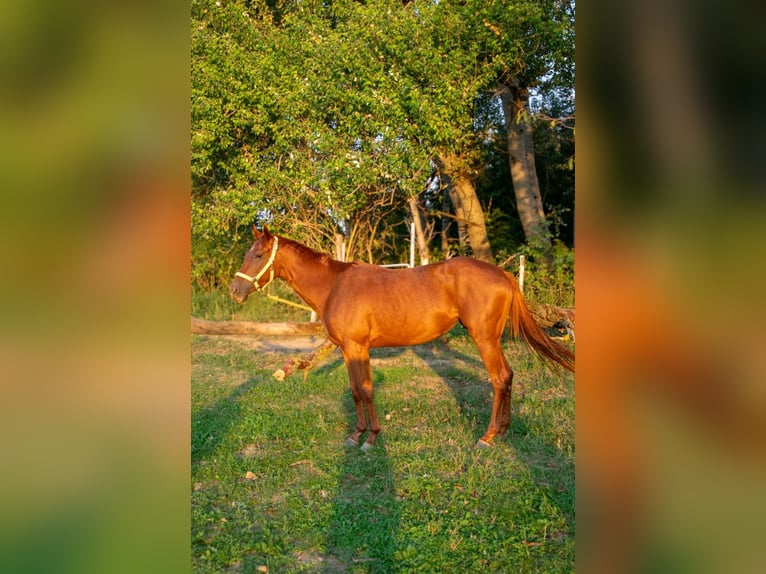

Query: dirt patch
<box><xmin>236</xmin><ymin>443</ymin><xmax>263</xmax><ymax>458</ymax></box>
<box><xmin>292</xmin><ymin>551</ymin><xmax>347</xmax><ymax>573</ymax></box>
<box><xmin>195</xmin><ymin>334</ymin><xmax>329</xmax><ymax>354</ymax></box>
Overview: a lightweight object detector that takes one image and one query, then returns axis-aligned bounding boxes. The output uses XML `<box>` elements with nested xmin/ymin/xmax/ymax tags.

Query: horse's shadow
<box><xmin>411</xmin><ymin>332</ymin><xmax>575</xmax><ymax>527</ymax></box>
<box><xmin>304</xmin><ymin>333</ymin><xmax>574</xmax><ymax>567</ymax></box>
<box><xmin>410</xmin><ymin>335</ymin><xmax>495</xmax><ymax>438</ymax></box>
<box><xmin>192</xmin><ymin>377</ymin><xmax>259</xmax><ymax>464</ymax></box>
<box><xmin>309</xmin><ymin>356</ymin><xmax>402</xmax><ymax>571</ymax></box>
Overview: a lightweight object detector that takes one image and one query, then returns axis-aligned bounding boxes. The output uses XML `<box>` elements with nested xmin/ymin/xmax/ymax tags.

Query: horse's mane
<box><xmin>278</xmin><ymin>236</ymin><xmax>341</xmax><ymax>267</ymax></box>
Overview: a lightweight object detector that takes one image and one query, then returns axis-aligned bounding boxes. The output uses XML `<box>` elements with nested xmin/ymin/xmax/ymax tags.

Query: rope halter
<box><xmin>234</xmin><ymin>236</ymin><xmax>279</xmax><ymax>292</ymax></box>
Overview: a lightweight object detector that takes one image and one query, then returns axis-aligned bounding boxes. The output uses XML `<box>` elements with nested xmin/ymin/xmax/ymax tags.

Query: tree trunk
<box><xmin>439</xmin><ymin>171</ymin><xmax>468</xmax><ymax>253</ymax></box>
<box><xmin>447</xmin><ymin>179</ymin><xmax>469</xmax><ymax>251</ymax></box>
<box><xmin>498</xmin><ymin>81</ymin><xmax>551</xmax><ymax>250</ymax></box>
<box><xmin>408</xmin><ymin>195</ymin><xmax>430</xmax><ymax>265</ymax></box>
<box><xmin>435</xmin><ymin>153</ymin><xmax>494</xmax><ymax>263</ymax></box>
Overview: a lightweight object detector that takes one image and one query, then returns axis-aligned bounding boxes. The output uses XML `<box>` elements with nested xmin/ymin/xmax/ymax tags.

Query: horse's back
<box><xmin>440</xmin><ymin>256</ymin><xmax>513</xmax><ymax>284</ymax></box>
<box><xmin>322</xmin><ymin>257</ymin><xmax>515</xmax><ymax>347</ymax></box>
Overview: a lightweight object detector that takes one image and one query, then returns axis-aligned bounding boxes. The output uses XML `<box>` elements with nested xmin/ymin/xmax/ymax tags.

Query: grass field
<box><xmin>192</xmin><ymin>322</ymin><xmax>574</xmax><ymax>573</ymax></box>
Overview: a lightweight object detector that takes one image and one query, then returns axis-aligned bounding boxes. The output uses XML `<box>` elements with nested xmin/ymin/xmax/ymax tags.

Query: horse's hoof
<box><xmin>344</xmin><ymin>437</ymin><xmax>358</xmax><ymax>447</ymax></box>
<box><xmin>360</xmin><ymin>441</ymin><xmax>374</xmax><ymax>452</ymax></box>
<box><xmin>476</xmin><ymin>439</ymin><xmax>493</xmax><ymax>449</ymax></box>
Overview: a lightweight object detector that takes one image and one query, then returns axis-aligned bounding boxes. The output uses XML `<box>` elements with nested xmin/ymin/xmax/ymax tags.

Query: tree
<box><xmin>470</xmin><ymin>0</ymin><xmax>575</xmax><ymax>254</ymax></box>
<box><xmin>499</xmin><ymin>80</ymin><xmax>549</xmax><ymax>248</ymax></box>
<box><xmin>419</xmin><ymin>0</ymin><xmax>574</xmax><ymax>262</ymax></box>
<box><xmin>192</xmin><ymin>0</ymin><xmax>400</xmax><ymax>271</ymax></box>
<box><xmin>433</xmin><ymin>154</ymin><xmax>494</xmax><ymax>261</ymax></box>
<box><xmin>392</xmin><ymin>0</ymin><xmax>500</xmax><ymax>262</ymax></box>
<box><xmin>190</xmin><ymin>0</ymin><xmax>574</xmax><ymax>286</ymax></box>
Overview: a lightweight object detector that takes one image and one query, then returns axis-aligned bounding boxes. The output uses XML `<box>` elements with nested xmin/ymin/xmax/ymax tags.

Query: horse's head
<box><xmin>229</xmin><ymin>224</ymin><xmax>279</xmax><ymax>303</ymax></box>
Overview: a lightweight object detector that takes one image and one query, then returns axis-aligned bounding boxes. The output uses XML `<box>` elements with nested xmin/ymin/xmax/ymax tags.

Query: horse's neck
<box><xmin>279</xmin><ymin>243</ymin><xmax>343</xmax><ymax>315</ymax></box>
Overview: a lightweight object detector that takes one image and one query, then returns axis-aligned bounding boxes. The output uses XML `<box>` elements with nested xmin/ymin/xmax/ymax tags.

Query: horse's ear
<box><xmin>262</xmin><ymin>225</ymin><xmax>272</xmax><ymax>239</ymax></box>
<box><xmin>252</xmin><ymin>224</ymin><xmax>261</xmax><ymax>239</ymax></box>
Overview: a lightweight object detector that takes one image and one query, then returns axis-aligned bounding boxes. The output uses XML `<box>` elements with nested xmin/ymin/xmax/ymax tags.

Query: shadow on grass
<box><xmin>304</xmin><ymin>333</ymin><xmax>574</xmax><ymax>567</ymax></box>
<box><xmin>411</xmin><ymin>333</ymin><xmax>575</xmax><ymax>530</ymax></box>
<box><xmin>410</xmin><ymin>335</ymin><xmax>492</xmax><ymax>440</ymax></box>
<box><xmin>191</xmin><ymin>377</ymin><xmax>259</xmax><ymax>464</ymax></box>
<box><xmin>324</xmin><ymin>371</ymin><xmax>402</xmax><ymax>573</ymax></box>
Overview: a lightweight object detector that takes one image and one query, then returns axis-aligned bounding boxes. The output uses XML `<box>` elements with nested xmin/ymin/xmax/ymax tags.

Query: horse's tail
<box><xmin>505</xmin><ymin>272</ymin><xmax>575</xmax><ymax>372</ymax></box>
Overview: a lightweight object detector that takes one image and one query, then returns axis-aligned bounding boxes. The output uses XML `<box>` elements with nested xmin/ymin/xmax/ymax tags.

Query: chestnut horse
<box><xmin>230</xmin><ymin>226</ymin><xmax>574</xmax><ymax>449</ymax></box>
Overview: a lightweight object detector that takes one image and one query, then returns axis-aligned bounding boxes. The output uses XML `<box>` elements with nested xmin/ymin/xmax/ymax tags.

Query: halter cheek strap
<box><xmin>234</xmin><ymin>237</ymin><xmax>279</xmax><ymax>292</ymax></box>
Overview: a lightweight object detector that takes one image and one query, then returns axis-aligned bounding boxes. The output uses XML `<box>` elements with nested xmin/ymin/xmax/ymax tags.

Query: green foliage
<box><xmin>192</xmin><ymin>236</ymin><xmax>243</xmax><ymax>291</ymax></box>
<box><xmin>532</xmin><ymin>99</ymin><xmax>575</xmax><ymax>246</ymax></box>
<box><xmin>191</xmin><ymin>0</ymin><xmax>575</xmax><ymax>288</ymax></box>
<box><xmin>485</xmin><ymin>206</ymin><xmax>525</xmax><ymax>261</ymax></box>
<box><xmin>520</xmin><ymin>239</ymin><xmax>575</xmax><ymax>307</ymax></box>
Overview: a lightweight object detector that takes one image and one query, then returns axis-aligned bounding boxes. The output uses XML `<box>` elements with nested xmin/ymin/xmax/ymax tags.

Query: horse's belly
<box><xmin>324</xmin><ymin>277</ymin><xmax>459</xmax><ymax>348</ymax></box>
<box><xmin>368</xmin><ymin>311</ymin><xmax>458</xmax><ymax>348</ymax></box>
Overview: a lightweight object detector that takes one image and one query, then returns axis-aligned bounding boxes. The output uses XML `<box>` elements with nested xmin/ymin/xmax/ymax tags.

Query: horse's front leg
<box><xmin>341</xmin><ymin>343</ymin><xmax>380</xmax><ymax>450</ymax></box>
<box><xmin>343</xmin><ymin>376</ymin><xmax>367</xmax><ymax>448</ymax></box>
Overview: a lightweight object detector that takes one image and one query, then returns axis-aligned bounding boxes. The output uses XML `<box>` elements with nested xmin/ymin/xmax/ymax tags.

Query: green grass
<box><xmin>191</xmin><ymin>324</ymin><xmax>575</xmax><ymax>573</ymax></box>
<box><xmin>192</xmin><ymin>283</ymin><xmax>314</xmax><ymax>322</ymax></box>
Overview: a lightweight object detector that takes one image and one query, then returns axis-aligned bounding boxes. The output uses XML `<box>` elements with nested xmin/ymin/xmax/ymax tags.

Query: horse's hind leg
<box><xmin>474</xmin><ymin>339</ymin><xmax>514</xmax><ymax>447</ymax></box>
<box><xmin>341</xmin><ymin>343</ymin><xmax>381</xmax><ymax>449</ymax></box>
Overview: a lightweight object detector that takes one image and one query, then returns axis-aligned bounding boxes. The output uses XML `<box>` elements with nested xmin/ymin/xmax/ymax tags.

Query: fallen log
<box><xmin>272</xmin><ymin>339</ymin><xmax>339</xmax><ymax>381</ymax></box>
<box><xmin>528</xmin><ymin>304</ymin><xmax>575</xmax><ymax>341</ymax></box>
<box><xmin>191</xmin><ymin>316</ymin><xmax>325</xmax><ymax>336</ymax></box>
<box><xmin>528</xmin><ymin>304</ymin><xmax>575</xmax><ymax>329</ymax></box>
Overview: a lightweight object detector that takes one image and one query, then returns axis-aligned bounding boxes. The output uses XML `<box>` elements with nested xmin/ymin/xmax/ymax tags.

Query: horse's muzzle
<box><xmin>229</xmin><ymin>282</ymin><xmax>250</xmax><ymax>303</ymax></box>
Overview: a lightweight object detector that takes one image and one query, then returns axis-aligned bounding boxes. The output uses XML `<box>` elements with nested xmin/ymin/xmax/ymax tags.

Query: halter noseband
<box><xmin>234</xmin><ymin>236</ymin><xmax>279</xmax><ymax>292</ymax></box>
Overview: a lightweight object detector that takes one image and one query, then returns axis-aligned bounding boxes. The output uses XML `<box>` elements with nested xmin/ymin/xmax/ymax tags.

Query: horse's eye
<box><xmin>255</xmin><ymin>252</ymin><xmax>263</xmax><ymax>258</ymax></box>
